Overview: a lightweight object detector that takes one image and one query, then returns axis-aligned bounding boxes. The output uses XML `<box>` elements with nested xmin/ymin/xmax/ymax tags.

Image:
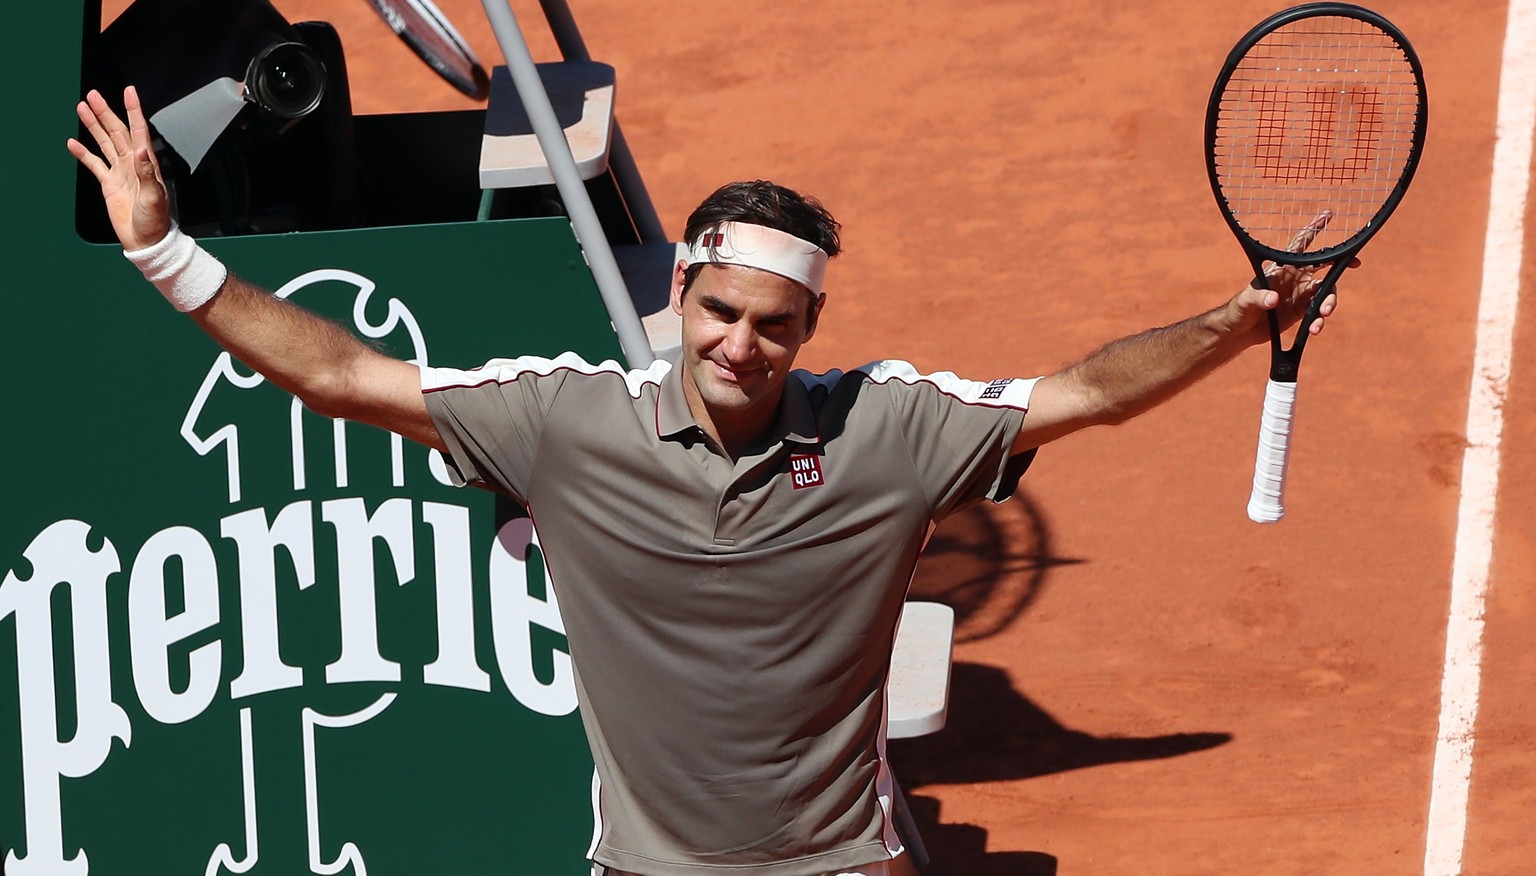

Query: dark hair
<box><xmin>680</xmin><ymin>181</ymin><xmax>841</xmax><ymax>296</ymax></box>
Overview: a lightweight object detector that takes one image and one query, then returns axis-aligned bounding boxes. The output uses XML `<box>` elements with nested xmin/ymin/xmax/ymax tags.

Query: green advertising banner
<box><xmin>3</xmin><ymin>2</ymin><xmax>623</xmax><ymax>873</ymax></box>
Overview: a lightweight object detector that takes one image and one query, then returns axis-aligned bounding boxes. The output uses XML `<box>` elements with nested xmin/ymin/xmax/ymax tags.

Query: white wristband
<box><xmin>124</xmin><ymin>225</ymin><xmax>230</xmax><ymax>312</ymax></box>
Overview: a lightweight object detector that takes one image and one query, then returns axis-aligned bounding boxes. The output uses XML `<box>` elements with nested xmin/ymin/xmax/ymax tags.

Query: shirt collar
<box><xmin>656</xmin><ymin>357</ymin><xmax>820</xmax><ymax>447</ymax></box>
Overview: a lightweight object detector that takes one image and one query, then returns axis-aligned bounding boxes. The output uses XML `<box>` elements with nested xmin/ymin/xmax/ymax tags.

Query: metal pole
<box><xmin>536</xmin><ymin>0</ymin><xmax>669</xmax><ymax>244</ymax></box>
<box><xmin>605</xmin><ymin>123</ymin><xmax>668</xmax><ymax>245</ymax></box>
<box><xmin>536</xmin><ymin>0</ymin><xmax>592</xmax><ymax>60</ymax></box>
<box><xmin>478</xmin><ymin>0</ymin><xmax>655</xmax><ymax>367</ymax></box>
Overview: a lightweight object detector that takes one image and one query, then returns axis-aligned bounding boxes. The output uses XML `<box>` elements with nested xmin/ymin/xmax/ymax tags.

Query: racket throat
<box><xmin>1264</xmin><ymin>310</ymin><xmax>1298</xmax><ymax>382</ymax></box>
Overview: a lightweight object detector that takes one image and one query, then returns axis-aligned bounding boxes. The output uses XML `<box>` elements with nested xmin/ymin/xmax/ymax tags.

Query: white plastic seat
<box><xmin>887</xmin><ymin>601</ymin><xmax>955</xmax><ymax>740</ymax></box>
<box><xmin>479</xmin><ymin>61</ymin><xmax>616</xmax><ymax>189</ymax></box>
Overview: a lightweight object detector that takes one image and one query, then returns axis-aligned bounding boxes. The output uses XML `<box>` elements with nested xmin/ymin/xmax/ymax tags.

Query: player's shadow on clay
<box><xmin>897</xmin><ymin>494</ymin><xmax>1231</xmax><ymax>874</ymax></box>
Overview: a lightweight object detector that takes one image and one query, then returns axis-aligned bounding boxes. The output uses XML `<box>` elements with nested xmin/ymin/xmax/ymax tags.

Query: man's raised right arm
<box><xmin>189</xmin><ymin>276</ymin><xmax>445</xmax><ymax>450</ymax></box>
<box><xmin>68</xmin><ymin>86</ymin><xmax>446</xmax><ymax>452</ymax></box>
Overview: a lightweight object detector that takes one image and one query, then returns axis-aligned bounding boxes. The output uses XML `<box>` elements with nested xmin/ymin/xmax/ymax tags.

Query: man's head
<box><xmin>679</xmin><ymin>180</ymin><xmax>842</xmax><ymax>302</ymax></box>
<box><xmin>669</xmin><ymin>181</ymin><xmax>841</xmax><ymax>449</ymax></box>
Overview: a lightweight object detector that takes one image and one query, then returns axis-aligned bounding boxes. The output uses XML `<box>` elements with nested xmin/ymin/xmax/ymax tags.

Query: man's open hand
<box><xmin>66</xmin><ymin>86</ymin><xmax>172</xmax><ymax>251</ymax></box>
<box><xmin>1227</xmin><ymin>210</ymin><xmax>1357</xmax><ymax>345</ymax></box>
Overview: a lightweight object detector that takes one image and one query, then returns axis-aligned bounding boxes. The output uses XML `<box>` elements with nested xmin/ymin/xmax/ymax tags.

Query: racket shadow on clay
<box><xmin>889</xmin><ymin>662</ymin><xmax>1228</xmax><ymax>875</ymax></box>
<box><xmin>909</xmin><ymin>492</ymin><xmax>1080</xmax><ymax>643</ymax></box>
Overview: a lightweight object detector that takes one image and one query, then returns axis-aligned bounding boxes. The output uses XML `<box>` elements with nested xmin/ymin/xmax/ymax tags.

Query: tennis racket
<box><xmin>364</xmin><ymin>0</ymin><xmax>491</xmax><ymax>100</ymax></box>
<box><xmin>1205</xmin><ymin>2</ymin><xmax>1427</xmax><ymax>523</ymax></box>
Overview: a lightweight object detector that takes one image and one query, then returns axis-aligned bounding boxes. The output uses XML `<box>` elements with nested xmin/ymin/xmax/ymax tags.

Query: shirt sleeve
<box><xmin>419</xmin><ymin>353</ymin><xmax>588</xmax><ymax>503</ymax></box>
<box><xmin>864</xmin><ymin>360</ymin><xmax>1039</xmax><ymax>519</ymax></box>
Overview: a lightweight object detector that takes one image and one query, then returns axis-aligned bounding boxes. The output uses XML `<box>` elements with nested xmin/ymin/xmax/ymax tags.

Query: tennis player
<box><xmin>69</xmin><ymin>87</ymin><xmax>1340</xmax><ymax>876</ymax></box>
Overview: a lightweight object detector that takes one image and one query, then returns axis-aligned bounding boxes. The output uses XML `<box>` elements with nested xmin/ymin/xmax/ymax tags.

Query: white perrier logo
<box><xmin>1</xmin><ymin>271</ymin><xmax>592</xmax><ymax>875</ymax></box>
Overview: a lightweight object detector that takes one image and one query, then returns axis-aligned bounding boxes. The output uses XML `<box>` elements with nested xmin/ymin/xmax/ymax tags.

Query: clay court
<box><xmin>239</xmin><ymin>1</ymin><xmax>1532</xmax><ymax>872</ymax></box>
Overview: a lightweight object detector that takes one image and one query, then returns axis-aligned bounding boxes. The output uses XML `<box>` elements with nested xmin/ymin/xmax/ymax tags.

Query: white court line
<box><xmin>1422</xmin><ymin>1</ymin><xmax>1536</xmax><ymax>873</ymax></box>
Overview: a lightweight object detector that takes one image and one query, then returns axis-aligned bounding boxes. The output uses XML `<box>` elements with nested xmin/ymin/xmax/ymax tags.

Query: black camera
<box><xmin>83</xmin><ymin>0</ymin><xmax>358</xmax><ymax>238</ymax></box>
<box><xmin>246</xmin><ymin>41</ymin><xmax>327</xmax><ymax>119</ymax></box>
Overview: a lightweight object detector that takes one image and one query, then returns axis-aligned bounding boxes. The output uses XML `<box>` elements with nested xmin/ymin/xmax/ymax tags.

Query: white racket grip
<box><xmin>1247</xmin><ymin>378</ymin><xmax>1298</xmax><ymax>523</ymax></box>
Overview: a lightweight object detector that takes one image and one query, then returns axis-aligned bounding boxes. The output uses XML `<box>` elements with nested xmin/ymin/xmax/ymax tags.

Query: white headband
<box><xmin>684</xmin><ymin>222</ymin><xmax>829</xmax><ymax>293</ymax></box>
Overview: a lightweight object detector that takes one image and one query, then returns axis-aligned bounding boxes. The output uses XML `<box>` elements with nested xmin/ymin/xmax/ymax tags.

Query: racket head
<box><xmin>1205</xmin><ymin>2</ymin><xmax>1427</xmax><ymax>267</ymax></box>
<box><xmin>364</xmin><ymin>0</ymin><xmax>491</xmax><ymax>100</ymax></box>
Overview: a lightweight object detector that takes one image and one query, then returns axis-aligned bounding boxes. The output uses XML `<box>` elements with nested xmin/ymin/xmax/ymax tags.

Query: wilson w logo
<box><xmin>1249</xmin><ymin>84</ymin><xmax>1384</xmax><ymax>183</ymax></box>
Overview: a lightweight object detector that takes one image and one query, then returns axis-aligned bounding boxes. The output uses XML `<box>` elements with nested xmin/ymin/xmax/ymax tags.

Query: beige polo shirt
<box><xmin>422</xmin><ymin>354</ymin><xmax>1036</xmax><ymax>876</ymax></box>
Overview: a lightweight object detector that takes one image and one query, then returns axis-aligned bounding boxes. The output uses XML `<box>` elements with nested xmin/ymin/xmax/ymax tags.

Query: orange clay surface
<box><xmin>108</xmin><ymin>1</ymin><xmax>1535</xmax><ymax>872</ymax></box>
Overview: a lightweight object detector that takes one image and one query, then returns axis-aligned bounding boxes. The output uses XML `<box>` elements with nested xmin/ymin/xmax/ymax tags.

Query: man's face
<box><xmin>670</xmin><ymin>262</ymin><xmax>823</xmax><ymax>435</ymax></box>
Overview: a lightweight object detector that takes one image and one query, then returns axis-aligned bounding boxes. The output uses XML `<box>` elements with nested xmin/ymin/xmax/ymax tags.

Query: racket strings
<box><xmin>1212</xmin><ymin>15</ymin><xmax>1422</xmax><ymax>255</ymax></box>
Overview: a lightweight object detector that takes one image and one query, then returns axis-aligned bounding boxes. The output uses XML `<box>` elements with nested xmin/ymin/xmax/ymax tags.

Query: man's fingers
<box><xmin>134</xmin><ymin>145</ymin><xmax>160</xmax><ymax>184</ymax></box>
<box><xmin>125</xmin><ymin>85</ymin><xmax>153</xmax><ymax>158</ymax></box>
<box><xmin>1286</xmin><ymin>209</ymin><xmax>1333</xmax><ymax>254</ymax></box>
<box><xmin>85</xmin><ymin>89</ymin><xmax>133</xmax><ymax>160</ymax></box>
<box><xmin>66</xmin><ymin>137</ymin><xmax>111</xmax><ymax>183</ymax></box>
<box><xmin>82</xmin><ymin>91</ymin><xmax>129</xmax><ymax>160</ymax></box>
<box><xmin>72</xmin><ymin>86</ymin><xmax>169</xmax><ymax>205</ymax></box>
<box><xmin>1247</xmin><ymin>286</ymin><xmax>1289</xmax><ymax>317</ymax></box>
<box><xmin>1307</xmin><ymin>294</ymin><xmax>1338</xmax><ymax>335</ymax></box>
<box><xmin>1263</xmin><ymin>209</ymin><xmax>1336</xmax><ymax>278</ymax></box>
<box><xmin>76</xmin><ymin>101</ymin><xmax>120</xmax><ymax>164</ymax></box>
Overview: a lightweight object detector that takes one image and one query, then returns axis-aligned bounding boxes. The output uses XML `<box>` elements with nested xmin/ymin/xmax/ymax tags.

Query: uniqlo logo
<box><xmin>980</xmin><ymin>378</ymin><xmax>1014</xmax><ymax>400</ymax></box>
<box><xmin>706</xmin><ymin>232</ymin><xmax>725</xmax><ymax>247</ymax></box>
<box><xmin>789</xmin><ymin>454</ymin><xmax>824</xmax><ymax>490</ymax></box>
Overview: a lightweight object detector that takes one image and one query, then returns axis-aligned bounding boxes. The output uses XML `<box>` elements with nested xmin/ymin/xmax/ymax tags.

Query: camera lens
<box><xmin>246</xmin><ymin>42</ymin><xmax>326</xmax><ymax>118</ymax></box>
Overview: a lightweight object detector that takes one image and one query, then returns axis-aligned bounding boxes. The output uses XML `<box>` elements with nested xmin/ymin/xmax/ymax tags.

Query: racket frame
<box><xmin>365</xmin><ymin>0</ymin><xmax>491</xmax><ymax>100</ymax></box>
<box><xmin>1203</xmin><ymin>2</ymin><xmax>1427</xmax><ymax>521</ymax></box>
<box><xmin>1205</xmin><ymin>1</ymin><xmax>1428</xmax><ymax>276</ymax></box>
